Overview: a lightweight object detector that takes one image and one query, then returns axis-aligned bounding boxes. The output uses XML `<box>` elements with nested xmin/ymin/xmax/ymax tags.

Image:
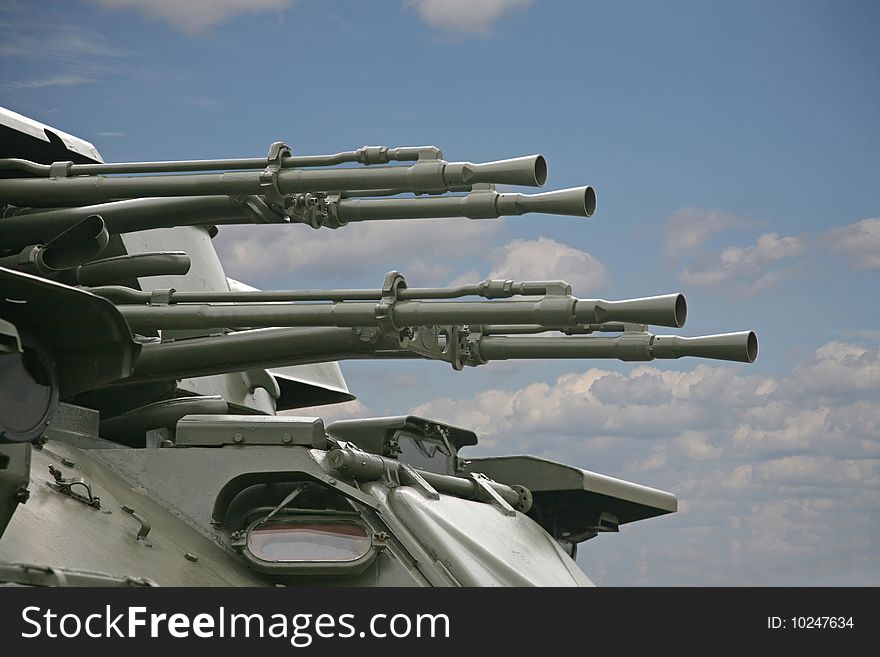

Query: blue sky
<box><xmin>1</xmin><ymin>0</ymin><xmax>878</xmax><ymax>585</ymax></box>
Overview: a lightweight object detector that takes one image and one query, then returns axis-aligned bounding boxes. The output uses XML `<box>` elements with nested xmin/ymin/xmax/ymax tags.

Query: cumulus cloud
<box><xmin>409</xmin><ymin>341</ymin><xmax>880</xmax><ymax>584</ymax></box>
<box><xmin>679</xmin><ymin>232</ymin><xmax>806</xmax><ymax>297</ymax></box>
<box><xmin>663</xmin><ymin>207</ymin><xmax>745</xmax><ymax>258</ymax></box>
<box><xmin>406</xmin><ymin>0</ymin><xmax>532</xmax><ymax>35</ymax></box>
<box><xmin>488</xmin><ymin>236</ymin><xmax>609</xmax><ymax>294</ymax></box>
<box><xmin>787</xmin><ymin>341</ymin><xmax>880</xmax><ymax>402</ymax></box>
<box><xmin>88</xmin><ymin>0</ymin><xmax>291</xmax><ymax>33</ymax></box>
<box><xmin>214</xmin><ymin>218</ymin><xmax>500</xmax><ymax>286</ymax></box>
<box><xmin>216</xmin><ymin>220</ymin><xmax>607</xmax><ymax>296</ymax></box>
<box><xmin>825</xmin><ymin>218</ymin><xmax>880</xmax><ymax>270</ymax></box>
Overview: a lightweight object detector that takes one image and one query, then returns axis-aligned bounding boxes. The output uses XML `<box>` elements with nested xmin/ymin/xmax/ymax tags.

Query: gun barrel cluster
<box><xmin>0</xmin><ymin>142</ymin><xmax>758</xmax><ymax>393</ymax></box>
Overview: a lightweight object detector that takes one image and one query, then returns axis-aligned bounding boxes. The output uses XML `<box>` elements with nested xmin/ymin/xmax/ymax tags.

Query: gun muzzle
<box><xmin>651</xmin><ymin>331</ymin><xmax>758</xmax><ymax>363</ymax></box>
<box><xmin>335</xmin><ymin>185</ymin><xmax>596</xmax><ymax>223</ymax></box>
<box><xmin>495</xmin><ymin>185</ymin><xmax>596</xmax><ymax>218</ymax></box>
<box><xmin>443</xmin><ymin>155</ymin><xmax>547</xmax><ymax>187</ymax></box>
<box><xmin>575</xmin><ymin>293</ymin><xmax>687</xmax><ymax>328</ymax></box>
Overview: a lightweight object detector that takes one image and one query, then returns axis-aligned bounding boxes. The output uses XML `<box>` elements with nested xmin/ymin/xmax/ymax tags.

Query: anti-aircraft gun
<box><xmin>0</xmin><ymin>107</ymin><xmax>756</xmax><ymax>586</ymax></box>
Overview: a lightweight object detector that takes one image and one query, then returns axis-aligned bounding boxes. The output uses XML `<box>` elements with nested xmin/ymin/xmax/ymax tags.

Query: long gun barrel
<box><xmin>0</xmin><ymin>145</ymin><xmax>441</xmax><ymax>176</ymax></box>
<box><xmin>0</xmin><ymin>185</ymin><xmax>595</xmax><ymax>250</ymax></box>
<box><xmin>0</xmin><ymin>154</ymin><xmax>547</xmax><ymax>206</ymax></box>
<box><xmin>126</xmin><ymin>327</ymin><xmax>757</xmax><ymax>384</ymax></box>
<box><xmin>334</xmin><ymin>186</ymin><xmax>596</xmax><ymax>222</ymax></box>
<box><xmin>113</xmin><ymin>293</ymin><xmax>687</xmax><ymax>332</ymax></box>
<box><xmin>471</xmin><ymin>331</ymin><xmax>758</xmax><ymax>364</ymax></box>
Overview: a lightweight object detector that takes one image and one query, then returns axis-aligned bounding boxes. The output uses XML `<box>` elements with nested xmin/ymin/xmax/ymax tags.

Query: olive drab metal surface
<box><xmin>0</xmin><ymin>106</ymin><xmax>758</xmax><ymax>586</ymax></box>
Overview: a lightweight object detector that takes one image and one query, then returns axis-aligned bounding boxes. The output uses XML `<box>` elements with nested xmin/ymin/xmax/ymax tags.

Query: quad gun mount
<box><xmin>0</xmin><ymin>139</ymin><xmax>757</xmax><ymax>439</ymax></box>
<box><xmin>0</xmin><ymin>122</ymin><xmax>756</xmax><ymax>586</ymax></box>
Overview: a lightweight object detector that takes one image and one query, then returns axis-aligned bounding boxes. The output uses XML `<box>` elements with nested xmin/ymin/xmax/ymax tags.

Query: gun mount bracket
<box><xmin>48</xmin><ymin>161</ymin><xmax>73</xmax><ymax>178</ymax></box>
<box><xmin>47</xmin><ymin>464</ymin><xmax>102</xmax><ymax>510</ymax></box>
<box><xmin>149</xmin><ymin>288</ymin><xmax>175</xmax><ymax>305</ymax></box>
<box><xmin>397</xmin><ymin>463</ymin><xmax>441</xmax><ymax>501</ymax></box>
<box><xmin>406</xmin><ymin>324</ymin><xmax>466</xmax><ymax>370</ymax></box>
<box><xmin>376</xmin><ymin>271</ymin><xmax>407</xmax><ymax>335</ymax></box>
<box><xmin>231</xmin><ymin>194</ymin><xmax>289</xmax><ymax>224</ymax></box>
<box><xmin>281</xmin><ymin>192</ymin><xmax>341</xmax><ymax>229</ymax></box>
<box><xmin>467</xmin><ymin>472</ymin><xmax>517</xmax><ymax>516</ymax></box>
<box><xmin>259</xmin><ymin>141</ymin><xmax>292</xmax><ymax>205</ymax></box>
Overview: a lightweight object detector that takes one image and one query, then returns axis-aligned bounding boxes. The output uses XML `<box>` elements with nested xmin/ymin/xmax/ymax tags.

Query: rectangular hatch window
<box><xmin>247</xmin><ymin>518</ymin><xmax>372</xmax><ymax>563</ymax></box>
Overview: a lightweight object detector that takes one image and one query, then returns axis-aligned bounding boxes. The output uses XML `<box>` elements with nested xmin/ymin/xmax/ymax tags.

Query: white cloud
<box><xmin>679</xmin><ymin>232</ymin><xmax>806</xmax><ymax>297</ymax></box>
<box><xmin>96</xmin><ymin>131</ymin><xmax>126</xmax><ymax>138</ymax></box>
<box><xmin>675</xmin><ymin>431</ymin><xmax>723</xmax><ymax>461</ymax></box>
<box><xmin>788</xmin><ymin>341</ymin><xmax>880</xmax><ymax>401</ymax></box>
<box><xmin>88</xmin><ymin>0</ymin><xmax>291</xmax><ymax>33</ymax></box>
<box><xmin>664</xmin><ymin>207</ymin><xmax>744</xmax><ymax>257</ymax></box>
<box><xmin>825</xmin><ymin>218</ymin><xmax>880</xmax><ymax>270</ymax></box>
<box><xmin>405</xmin><ymin>0</ymin><xmax>532</xmax><ymax>34</ymax></box>
<box><xmin>215</xmin><ymin>218</ymin><xmax>500</xmax><ymax>285</ymax></box>
<box><xmin>755</xmin><ymin>456</ymin><xmax>875</xmax><ymax>488</ymax></box>
<box><xmin>488</xmin><ymin>237</ymin><xmax>609</xmax><ymax>294</ymax></box>
<box><xmin>217</xmin><ymin>221</ymin><xmax>606</xmax><ymax>297</ymax></box>
<box><xmin>625</xmin><ymin>450</ymin><xmax>668</xmax><ymax>473</ymax></box>
<box><xmin>409</xmin><ymin>341</ymin><xmax>880</xmax><ymax>584</ymax></box>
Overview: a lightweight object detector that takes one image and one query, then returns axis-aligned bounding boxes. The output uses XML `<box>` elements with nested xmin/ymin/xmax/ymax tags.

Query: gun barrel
<box><xmin>116</xmin><ymin>293</ymin><xmax>686</xmax><ymax>333</ymax></box>
<box><xmin>127</xmin><ymin>327</ymin><xmax>757</xmax><ymax>385</ymax></box>
<box><xmin>0</xmin><ymin>155</ymin><xmax>547</xmax><ymax>207</ymax></box>
<box><xmin>0</xmin><ymin>146</ymin><xmax>439</xmax><ymax>176</ymax></box>
<box><xmin>474</xmin><ymin>331</ymin><xmax>758</xmax><ymax>364</ymax></box>
<box><xmin>0</xmin><ymin>185</ymin><xmax>592</xmax><ymax>250</ymax></box>
<box><xmin>335</xmin><ymin>186</ymin><xmax>595</xmax><ymax>223</ymax></box>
